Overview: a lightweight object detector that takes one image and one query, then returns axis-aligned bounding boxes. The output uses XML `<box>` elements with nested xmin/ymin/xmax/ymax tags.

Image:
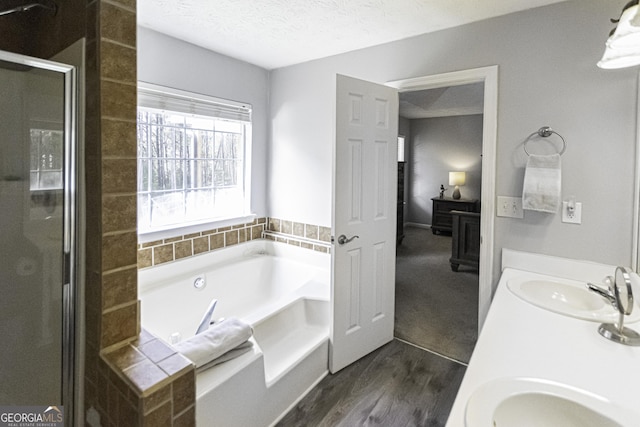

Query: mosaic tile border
<box><xmin>138</xmin><ymin>217</ymin><xmax>332</xmax><ymax>268</ymax></box>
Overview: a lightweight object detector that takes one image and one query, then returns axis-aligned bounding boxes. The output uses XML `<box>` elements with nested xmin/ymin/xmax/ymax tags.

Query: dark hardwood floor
<box><xmin>276</xmin><ymin>339</ymin><xmax>466</xmax><ymax>427</ymax></box>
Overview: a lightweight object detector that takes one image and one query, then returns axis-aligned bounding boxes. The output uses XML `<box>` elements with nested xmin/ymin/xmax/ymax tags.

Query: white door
<box><xmin>330</xmin><ymin>74</ymin><xmax>399</xmax><ymax>373</ymax></box>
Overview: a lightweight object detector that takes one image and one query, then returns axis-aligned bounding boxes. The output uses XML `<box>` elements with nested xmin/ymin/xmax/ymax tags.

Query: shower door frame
<box><xmin>0</xmin><ymin>49</ymin><xmax>78</xmax><ymax>425</ymax></box>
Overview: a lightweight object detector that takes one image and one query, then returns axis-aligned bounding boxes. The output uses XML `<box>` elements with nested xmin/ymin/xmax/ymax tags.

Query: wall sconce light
<box><xmin>449</xmin><ymin>171</ymin><xmax>466</xmax><ymax>200</ymax></box>
<box><xmin>598</xmin><ymin>1</ymin><xmax>640</xmax><ymax>69</ymax></box>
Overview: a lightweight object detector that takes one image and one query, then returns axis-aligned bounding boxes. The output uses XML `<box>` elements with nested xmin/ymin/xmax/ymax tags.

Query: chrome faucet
<box><xmin>195</xmin><ymin>298</ymin><xmax>218</xmax><ymax>335</ymax></box>
<box><xmin>586</xmin><ymin>276</ymin><xmax>616</xmax><ymax>307</ymax></box>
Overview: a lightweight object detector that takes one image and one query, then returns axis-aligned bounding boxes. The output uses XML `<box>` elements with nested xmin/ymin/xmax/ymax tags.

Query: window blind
<box><xmin>138</xmin><ymin>82</ymin><xmax>252</xmax><ymax>123</ymax></box>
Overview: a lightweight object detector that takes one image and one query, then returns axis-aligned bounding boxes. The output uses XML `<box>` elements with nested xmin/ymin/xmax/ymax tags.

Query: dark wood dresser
<box><xmin>450</xmin><ymin>210</ymin><xmax>481</xmax><ymax>271</ymax></box>
<box><xmin>397</xmin><ymin>162</ymin><xmax>406</xmax><ymax>245</ymax></box>
<box><xmin>430</xmin><ymin>197</ymin><xmax>478</xmax><ymax>235</ymax></box>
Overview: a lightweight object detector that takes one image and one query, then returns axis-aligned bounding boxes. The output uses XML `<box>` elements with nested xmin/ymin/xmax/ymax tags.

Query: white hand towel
<box><xmin>174</xmin><ymin>317</ymin><xmax>253</xmax><ymax>368</ymax></box>
<box><xmin>522</xmin><ymin>153</ymin><xmax>561</xmax><ymax>213</ymax></box>
<box><xmin>196</xmin><ymin>340</ymin><xmax>254</xmax><ymax>372</ymax></box>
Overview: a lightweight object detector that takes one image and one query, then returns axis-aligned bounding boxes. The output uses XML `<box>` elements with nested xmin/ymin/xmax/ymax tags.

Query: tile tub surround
<box><xmin>83</xmin><ymin>1</ymin><xmax>195</xmax><ymax>425</ymax></box>
<box><xmin>265</xmin><ymin>217</ymin><xmax>332</xmax><ymax>253</ymax></box>
<box><xmin>138</xmin><ymin>217</ymin><xmax>331</xmax><ymax>268</ymax></box>
<box><xmin>99</xmin><ymin>329</ymin><xmax>195</xmax><ymax>426</ymax></box>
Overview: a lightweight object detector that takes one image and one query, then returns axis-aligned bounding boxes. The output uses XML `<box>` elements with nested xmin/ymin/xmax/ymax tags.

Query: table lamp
<box><xmin>449</xmin><ymin>171</ymin><xmax>466</xmax><ymax>200</ymax></box>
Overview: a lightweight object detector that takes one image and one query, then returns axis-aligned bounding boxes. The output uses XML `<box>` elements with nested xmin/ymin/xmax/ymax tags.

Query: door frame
<box><xmin>387</xmin><ymin>65</ymin><xmax>498</xmax><ymax>332</ymax></box>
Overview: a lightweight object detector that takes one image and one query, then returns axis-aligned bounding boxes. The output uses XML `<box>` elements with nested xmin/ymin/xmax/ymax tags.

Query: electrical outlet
<box><xmin>497</xmin><ymin>196</ymin><xmax>524</xmax><ymax>218</ymax></box>
<box><xmin>562</xmin><ymin>201</ymin><xmax>582</xmax><ymax>224</ymax></box>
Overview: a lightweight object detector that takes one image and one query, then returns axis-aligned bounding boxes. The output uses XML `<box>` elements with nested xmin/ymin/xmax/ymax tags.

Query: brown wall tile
<box><xmin>101</xmin><ymin>80</ymin><xmax>137</xmax><ymax>121</ymax></box>
<box><xmin>102</xmin><ymin>118</ymin><xmax>137</xmax><ymax>157</ymax></box>
<box><xmin>103</xmin><ymin>231</ymin><xmax>138</xmax><ymax>271</ymax></box>
<box><xmin>141</xmin><ymin>239</ymin><xmax>163</xmax><ymax>248</ymax></box>
<box><xmin>305</xmin><ymin>224</ymin><xmax>319</xmax><ymax>240</ymax></box>
<box><xmin>137</xmin><ymin>338</ymin><xmax>176</xmax><ymax>364</ymax></box>
<box><xmin>173</xmin><ymin>405</ymin><xmax>195</xmax><ymax>427</ymax></box>
<box><xmin>268</xmin><ymin>218</ymin><xmax>280</xmax><ymax>232</ymax></box>
<box><xmin>172</xmin><ymin>371</ymin><xmax>195</xmax><ymax>415</ymax></box>
<box><xmin>108</xmin><ymin>0</ymin><xmax>137</xmax><ymax>11</ymax></box>
<box><xmin>103</xmin><ymin>194</ymin><xmax>136</xmax><ymax>233</ymax></box>
<box><xmin>103</xmin><ymin>157</ymin><xmax>137</xmax><ymax>193</ymax></box>
<box><xmin>251</xmin><ymin>225</ymin><xmax>263</xmax><ymax>240</ymax></box>
<box><xmin>122</xmin><ymin>359</ymin><xmax>168</xmax><ymax>395</ymax></box>
<box><xmin>104</xmin><ymin>344</ymin><xmax>146</xmax><ymax>372</ymax></box>
<box><xmin>141</xmin><ymin>383</ymin><xmax>171</xmax><ymax>415</ymax></box>
<box><xmin>164</xmin><ymin>236</ymin><xmax>183</xmax><ymax>243</ymax></box>
<box><xmin>100</xmin><ymin>2</ymin><xmax>136</xmax><ymax>47</ymax></box>
<box><xmin>101</xmin><ymin>41</ymin><xmax>136</xmax><ymax>83</ymax></box>
<box><xmin>174</xmin><ymin>240</ymin><xmax>193</xmax><ymax>260</ymax></box>
<box><xmin>281</xmin><ymin>220</ymin><xmax>292</xmax><ymax>234</ymax></box>
<box><xmin>210</xmin><ymin>233</ymin><xmax>224</xmax><ymax>250</ymax></box>
<box><xmin>138</xmin><ymin>248</ymin><xmax>152</xmax><ymax>269</ymax></box>
<box><xmin>319</xmin><ymin>226</ymin><xmax>331</xmax><ymax>242</ymax></box>
<box><xmin>103</xmin><ymin>266</ymin><xmax>137</xmax><ymax>310</ymax></box>
<box><xmin>102</xmin><ymin>302</ymin><xmax>138</xmax><ymax>348</ymax></box>
<box><xmin>225</xmin><ymin>230</ymin><xmax>239</xmax><ymax>246</ymax></box>
<box><xmin>117</xmin><ymin>390</ymin><xmax>139</xmax><ymax>427</ymax></box>
<box><xmin>157</xmin><ymin>353</ymin><xmax>192</xmax><ymax>377</ymax></box>
<box><xmin>142</xmin><ymin>400</ymin><xmax>171</xmax><ymax>427</ymax></box>
<box><xmin>153</xmin><ymin>244</ymin><xmax>174</xmax><ymax>265</ymax></box>
<box><xmin>193</xmin><ymin>236</ymin><xmax>209</xmax><ymax>254</ymax></box>
<box><xmin>292</xmin><ymin>222</ymin><xmax>304</xmax><ymax>237</ymax></box>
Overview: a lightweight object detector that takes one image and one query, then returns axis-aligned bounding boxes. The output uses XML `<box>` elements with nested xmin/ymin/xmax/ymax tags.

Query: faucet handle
<box><xmin>603</xmin><ymin>275</ymin><xmax>614</xmax><ymax>291</ymax></box>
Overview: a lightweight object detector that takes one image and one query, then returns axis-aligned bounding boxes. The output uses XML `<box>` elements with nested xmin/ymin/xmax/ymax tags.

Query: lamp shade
<box><xmin>598</xmin><ymin>4</ymin><xmax>640</xmax><ymax>69</ymax></box>
<box><xmin>609</xmin><ymin>5</ymin><xmax>640</xmax><ymax>49</ymax></box>
<box><xmin>598</xmin><ymin>44</ymin><xmax>640</xmax><ymax>69</ymax></box>
<box><xmin>449</xmin><ymin>171</ymin><xmax>466</xmax><ymax>187</ymax></box>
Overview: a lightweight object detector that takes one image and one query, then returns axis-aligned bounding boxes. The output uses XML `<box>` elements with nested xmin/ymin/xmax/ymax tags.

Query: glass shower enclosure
<box><xmin>0</xmin><ymin>50</ymin><xmax>77</xmax><ymax>423</ymax></box>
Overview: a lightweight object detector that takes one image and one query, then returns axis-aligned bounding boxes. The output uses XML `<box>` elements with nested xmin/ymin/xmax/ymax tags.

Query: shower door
<box><xmin>0</xmin><ymin>50</ymin><xmax>76</xmax><ymax>420</ymax></box>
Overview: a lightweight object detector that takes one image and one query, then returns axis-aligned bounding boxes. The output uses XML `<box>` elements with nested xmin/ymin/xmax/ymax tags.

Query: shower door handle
<box><xmin>337</xmin><ymin>234</ymin><xmax>359</xmax><ymax>245</ymax></box>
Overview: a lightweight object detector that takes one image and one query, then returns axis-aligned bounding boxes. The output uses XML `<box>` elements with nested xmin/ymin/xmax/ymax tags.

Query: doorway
<box><xmin>388</xmin><ymin>66</ymin><xmax>498</xmax><ymax>361</ymax></box>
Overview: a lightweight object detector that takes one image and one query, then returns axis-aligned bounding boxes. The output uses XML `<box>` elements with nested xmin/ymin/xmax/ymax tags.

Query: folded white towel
<box><xmin>196</xmin><ymin>340</ymin><xmax>254</xmax><ymax>373</ymax></box>
<box><xmin>522</xmin><ymin>153</ymin><xmax>561</xmax><ymax>213</ymax></box>
<box><xmin>174</xmin><ymin>317</ymin><xmax>253</xmax><ymax>368</ymax></box>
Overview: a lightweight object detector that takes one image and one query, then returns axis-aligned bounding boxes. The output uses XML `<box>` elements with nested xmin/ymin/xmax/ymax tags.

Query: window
<box><xmin>137</xmin><ymin>83</ymin><xmax>252</xmax><ymax>234</ymax></box>
<box><xmin>30</xmin><ymin>127</ymin><xmax>63</xmax><ymax>191</ymax></box>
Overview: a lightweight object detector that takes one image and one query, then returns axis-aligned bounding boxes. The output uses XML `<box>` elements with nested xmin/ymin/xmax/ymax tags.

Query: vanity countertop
<box><xmin>446</xmin><ymin>249</ymin><xmax>640</xmax><ymax>426</ymax></box>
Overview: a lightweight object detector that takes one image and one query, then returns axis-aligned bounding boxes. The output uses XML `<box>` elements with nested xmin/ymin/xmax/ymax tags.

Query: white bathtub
<box><xmin>138</xmin><ymin>239</ymin><xmax>331</xmax><ymax>426</ymax></box>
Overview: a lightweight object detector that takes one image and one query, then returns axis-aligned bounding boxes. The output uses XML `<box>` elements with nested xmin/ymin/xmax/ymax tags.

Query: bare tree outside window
<box><xmin>137</xmin><ymin>108</ymin><xmax>246</xmax><ymax>232</ymax></box>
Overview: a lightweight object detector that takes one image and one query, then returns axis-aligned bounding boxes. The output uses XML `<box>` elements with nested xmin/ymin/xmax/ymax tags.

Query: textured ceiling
<box><xmin>138</xmin><ymin>0</ymin><xmax>570</xmax><ymax>70</ymax></box>
<box><xmin>399</xmin><ymin>83</ymin><xmax>484</xmax><ymax>119</ymax></box>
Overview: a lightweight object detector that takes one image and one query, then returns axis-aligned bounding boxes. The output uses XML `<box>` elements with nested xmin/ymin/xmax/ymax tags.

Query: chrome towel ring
<box><xmin>523</xmin><ymin>126</ymin><xmax>567</xmax><ymax>156</ymax></box>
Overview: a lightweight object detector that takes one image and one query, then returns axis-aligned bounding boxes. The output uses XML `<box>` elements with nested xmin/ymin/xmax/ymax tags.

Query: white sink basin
<box><xmin>507</xmin><ymin>277</ymin><xmax>640</xmax><ymax>323</ymax></box>
<box><xmin>465</xmin><ymin>378</ymin><xmax>640</xmax><ymax>427</ymax></box>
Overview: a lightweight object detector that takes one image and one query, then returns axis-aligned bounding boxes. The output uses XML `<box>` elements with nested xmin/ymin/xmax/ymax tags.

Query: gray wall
<box><xmin>406</xmin><ymin>115</ymin><xmax>483</xmax><ymax>225</ymax></box>
<box><xmin>137</xmin><ymin>27</ymin><xmax>270</xmax><ymax>219</ymax></box>
<box><xmin>398</xmin><ymin>116</ymin><xmax>411</xmax><ymax>215</ymax></box>
<box><xmin>269</xmin><ymin>0</ymin><xmax>637</xmax><ymax>285</ymax></box>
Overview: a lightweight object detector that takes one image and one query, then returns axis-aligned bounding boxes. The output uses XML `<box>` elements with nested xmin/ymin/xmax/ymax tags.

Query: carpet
<box><xmin>395</xmin><ymin>226</ymin><xmax>478</xmax><ymax>364</ymax></box>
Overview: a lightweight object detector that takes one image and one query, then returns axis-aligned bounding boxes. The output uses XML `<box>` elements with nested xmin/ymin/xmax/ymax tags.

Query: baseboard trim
<box><xmin>404</xmin><ymin>222</ymin><xmax>431</xmax><ymax>230</ymax></box>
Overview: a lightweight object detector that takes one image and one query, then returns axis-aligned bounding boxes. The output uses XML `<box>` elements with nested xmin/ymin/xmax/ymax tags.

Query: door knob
<box><xmin>337</xmin><ymin>234</ymin><xmax>359</xmax><ymax>245</ymax></box>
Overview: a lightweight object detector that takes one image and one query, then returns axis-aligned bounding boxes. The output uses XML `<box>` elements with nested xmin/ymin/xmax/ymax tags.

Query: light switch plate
<box><xmin>497</xmin><ymin>196</ymin><xmax>524</xmax><ymax>218</ymax></box>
